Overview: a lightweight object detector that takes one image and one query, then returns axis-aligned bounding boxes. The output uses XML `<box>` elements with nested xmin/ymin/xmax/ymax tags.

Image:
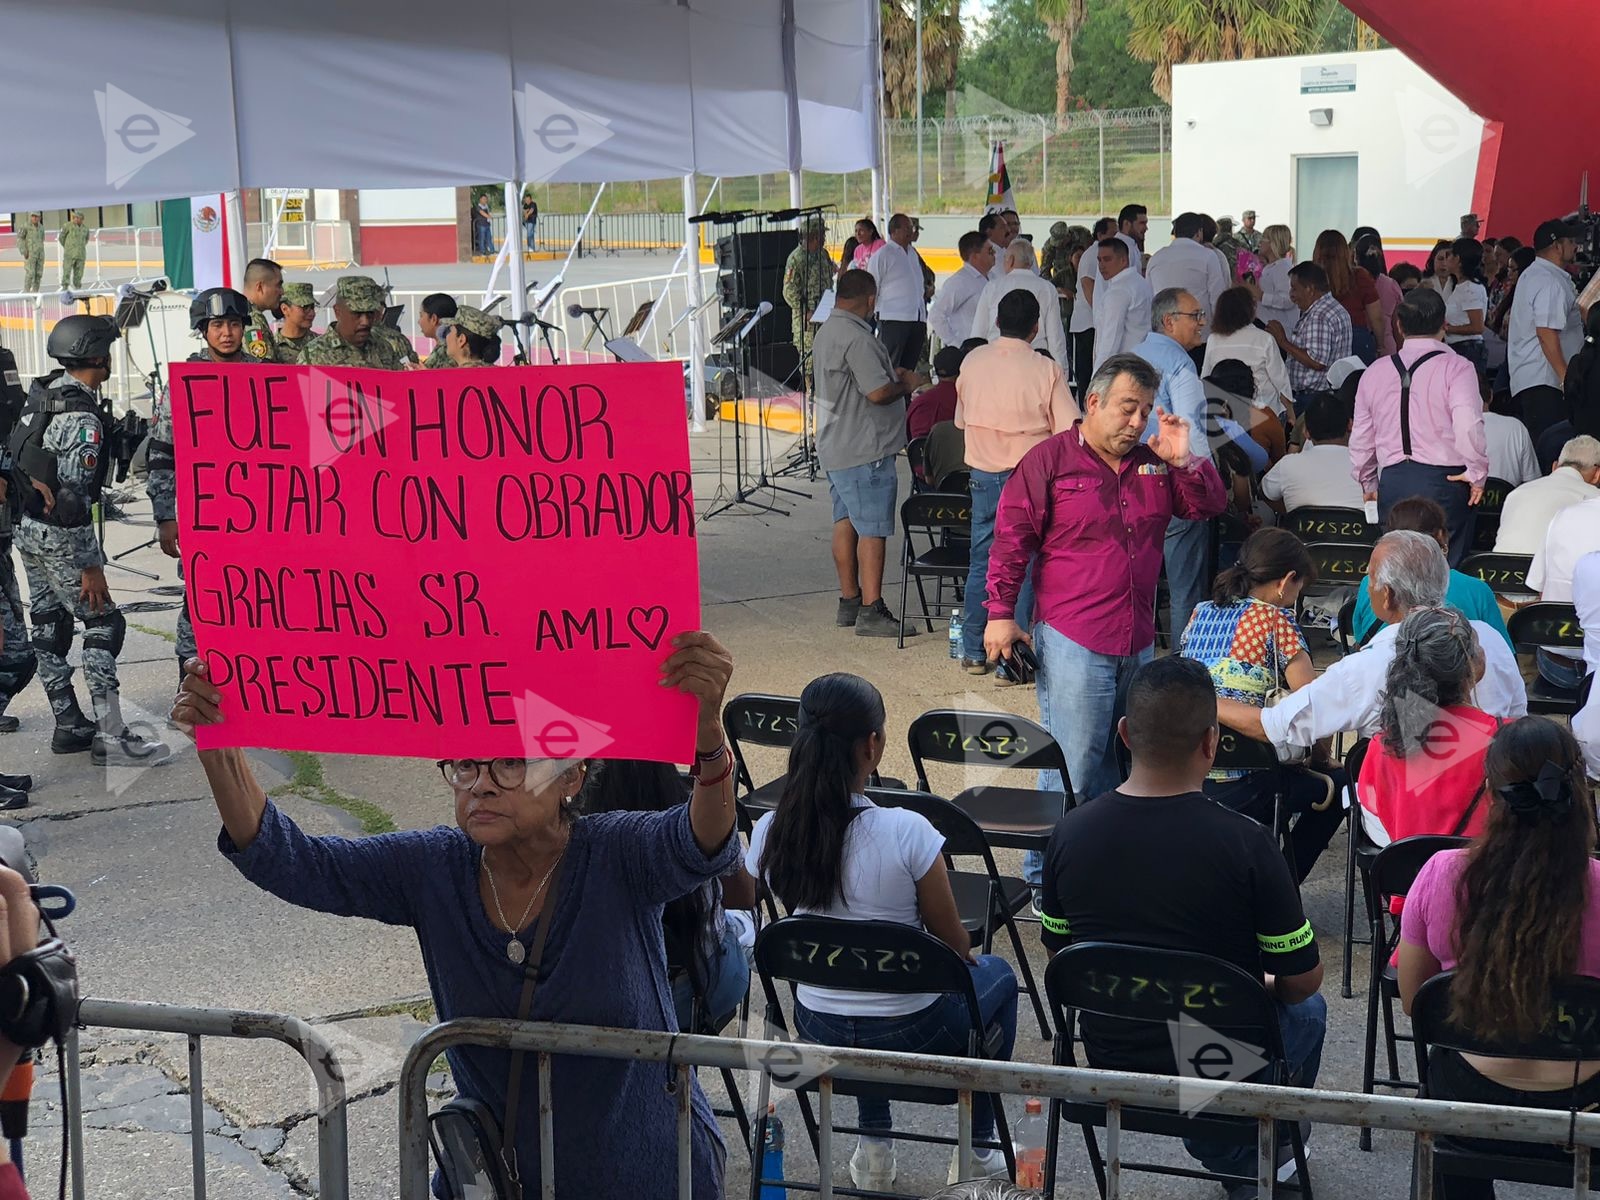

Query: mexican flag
<box><xmin>985</xmin><ymin>141</ymin><xmax>1015</xmax><ymax>213</ymax></box>
<box><xmin>161</xmin><ymin>194</ymin><xmax>231</xmax><ymax>290</ymax></box>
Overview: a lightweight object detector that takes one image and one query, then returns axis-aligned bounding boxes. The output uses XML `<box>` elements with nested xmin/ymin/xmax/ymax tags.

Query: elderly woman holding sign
<box><xmin>171</xmin><ymin>631</ymin><xmax>741</xmax><ymax>1200</ymax></box>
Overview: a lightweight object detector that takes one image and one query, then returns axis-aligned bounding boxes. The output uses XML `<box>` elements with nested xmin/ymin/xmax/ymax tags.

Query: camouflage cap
<box><xmin>333</xmin><ymin>275</ymin><xmax>386</xmax><ymax>313</ymax></box>
<box><xmin>442</xmin><ymin>304</ymin><xmax>501</xmax><ymax>339</ymax></box>
<box><xmin>281</xmin><ymin>282</ymin><xmax>316</xmax><ymax>308</ymax></box>
<box><xmin>1218</xmin><ymin>215</ymin><xmax>1235</xmax><ymax>230</ymax></box>
<box><xmin>800</xmin><ymin>215</ymin><xmax>827</xmax><ymax>235</ymax></box>
<box><xmin>1242</xmin><ymin>209</ymin><xmax>1257</xmax><ymax>220</ymax></box>
<box><xmin>1049</xmin><ymin>221</ymin><xmax>1069</xmax><ymax>239</ymax></box>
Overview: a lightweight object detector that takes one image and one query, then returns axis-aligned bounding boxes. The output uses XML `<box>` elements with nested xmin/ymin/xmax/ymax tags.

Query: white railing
<box><xmin>0</xmin><ymin>221</ymin><xmax>355</xmax><ymax>287</ymax></box>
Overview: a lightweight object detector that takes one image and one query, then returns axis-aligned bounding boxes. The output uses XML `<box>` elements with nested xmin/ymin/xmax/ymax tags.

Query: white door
<box><xmin>1294</xmin><ymin>154</ymin><xmax>1359</xmax><ymax>251</ymax></box>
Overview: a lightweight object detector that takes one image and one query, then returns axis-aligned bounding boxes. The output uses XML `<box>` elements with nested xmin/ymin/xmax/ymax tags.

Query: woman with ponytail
<box><xmin>1180</xmin><ymin>528</ymin><xmax>1342</xmax><ymax>879</ymax></box>
<box><xmin>739</xmin><ymin>673</ymin><xmax>1019</xmax><ymax>1191</ymax></box>
<box><xmin>1399</xmin><ymin>718</ymin><xmax>1600</xmax><ymax>1195</ymax></box>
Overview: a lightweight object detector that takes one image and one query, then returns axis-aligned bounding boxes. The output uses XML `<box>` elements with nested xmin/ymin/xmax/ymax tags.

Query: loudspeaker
<box><xmin>714</xmin><ymin>231</ymin><xmax>798</xmax><ymax>273</ymax></box>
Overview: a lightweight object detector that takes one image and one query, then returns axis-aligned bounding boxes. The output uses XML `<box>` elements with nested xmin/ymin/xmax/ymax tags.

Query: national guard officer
<box><xmin>240</xmin><ymin>258</ymin><xmax>284</xmax><ymax>362</ymax></box>
<box><xmin>782</xmin><ymin>216</ymin><xmax>834</xmax><ymax>389</ymax></box>
<box><xmin>438</xmin><ymin>305</ymin><xmax>502</xmax><ymax>367</ymax></box>
<box><xmin>58</xmin><ymin>212</ymin><xmax>89</xmax><ymax>291</ymax></box>
<box><xmin>419</xmin><ymin>293</ymin><xmax>459</xmax><ymax>369</ymax></box>
<box><xmin>0</xmin><ymin>338</ymin><xmax>36</xmax><ymax>754</ymax></box>
<box><xmin>16</xmin><ymin>215</ymin><xmax>44</xmax><ymax>295</ymax></box>
<box><xmin>300</xmin><ymin>277</ymin><xmax>409</xmax><ymax>369</ymax></box>
<box><xmin>274</xmin><ymin>283</ymin><xmax>319</xmax><ymax>363</ymax></box>
<box><xmin>8</xmin><ymin>315</ymin><xmax>170</xmax><ymax>765</ymax></box>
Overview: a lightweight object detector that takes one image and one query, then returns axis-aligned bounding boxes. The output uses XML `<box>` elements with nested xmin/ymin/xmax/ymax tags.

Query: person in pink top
<box><xmin>1350</xmin><ymin>287</ymin><xmax>1489</xmax><ymax>566</ymax></box>
<box><xmin>1353</xmin><ymin>234</ymin><xmax>1402</xmax><ymax>356</ymax></box>
<box><xmin>849</xmin><ymin>218</ymin><xmax>885</xmax><ymax>270</ymax></box>
<box><xmin>1399</xmin><ymin>718</ymin><xmax>1600</xmax><ymax>1192</ymax></box>
<box><xmin>953</xmin><ymin>290</ymin><xmax>1080</xmax><ymax>681</ymax></box>
<box><xmin>983</xmin><ymin>353</ymin><xmax>1226</xmax><ymax>833</ymax></box>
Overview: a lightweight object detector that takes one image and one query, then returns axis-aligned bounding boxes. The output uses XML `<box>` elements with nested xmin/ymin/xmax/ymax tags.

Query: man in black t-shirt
<box><xmin>1039</xmin><ymin>655</ymin><xmax>1326</xmax><ymax>1195</ymax></box>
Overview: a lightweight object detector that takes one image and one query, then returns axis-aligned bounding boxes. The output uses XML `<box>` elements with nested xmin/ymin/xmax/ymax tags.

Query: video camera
<box><xmin>1566</xmin><ymin>172</ymin><xmax>1600</xmax><ymax>287</ymax></box>
<box><xmin>99</xmin><ymin>402</ymin><xmax>149</xmax><ymax>484</ymax></box>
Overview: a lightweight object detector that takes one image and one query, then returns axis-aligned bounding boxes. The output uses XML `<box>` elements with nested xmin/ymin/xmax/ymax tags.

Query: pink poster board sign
<box><xmin>167</xmin><ymin>361</ymin><xmax>700</xmax><ymax>763</ymax></box>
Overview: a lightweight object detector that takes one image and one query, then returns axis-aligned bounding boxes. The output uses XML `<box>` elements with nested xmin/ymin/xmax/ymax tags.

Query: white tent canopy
<box><xmin>0</xmin><ymin>0</ymin><xmax>880</xmax><ymax>211</ymax></box>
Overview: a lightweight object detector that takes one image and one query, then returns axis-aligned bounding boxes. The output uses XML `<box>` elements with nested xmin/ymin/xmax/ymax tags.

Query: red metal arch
<box><xmin>1343</xmin><ymin>0</ymin><xmax>1600</xmax><ymax>238</ymax></box>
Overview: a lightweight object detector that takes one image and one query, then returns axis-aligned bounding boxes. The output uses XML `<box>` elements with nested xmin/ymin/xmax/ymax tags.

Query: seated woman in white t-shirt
<box><xmin>741</xmin><ymin>673</ymin><xmax>1020</xmax><ymax>1192</ymax></box>
<box><xmin>1441</xmin><ymin>237</ymin><xmax>1489</xmax><ymax>378</ymax></box>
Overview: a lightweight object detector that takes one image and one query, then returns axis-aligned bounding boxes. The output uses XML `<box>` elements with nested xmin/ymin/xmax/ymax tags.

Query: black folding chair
<box><xmin>1508</xmin><ymin>603</ymin><xmax>1587</xmax><ymax>717</ymax></box>
<box><xmin>1297</xmin><ymin>542</ymin><xmax>1372</xmax><ymax>631</ymax></box>
<box><xmin>1340</xmin><ymin>738</ymin><xmax>1374</xmax><ymax>1000</ymax></box>
<box><xmin>1470</xmin><ymin>476</ymin><xmax>1513</xmax><ymax>553</ymax></box>
<box><xmin>1211</xmin><ymin>728</ymin><xmax>1336</xmax><ymax>886</ymax></box>
<box><xmin>1358</xmin><ymin>835</ymin><xmax>1469</xmax><ymax>1151</ymax></box>
<box><xmin>905</xmin><ymin>435</ymin><xmax>930</xmax><ymax>492</ymax></box>
<box><xmin>1043</xmin><ymin>942</ymin><xmax>1313</xmax><ymax>1199</ymax></box>
<box><xmin>751</xmin><ymin>916</ymin><xmax>1017</xmax><ymax>1198</ymax></box>
<box><xmin>866</xmin><ymin>787</ymin><xmax>1049</xmax><ymax>1038</ymax></box>
<box><xmin>1336</xmin><ymin>597</ymin><xmax>1357</xmax><ymax>656</ymax></box>
<box><xmin>1282</xmin><ymin>505</ymin><xmax>1380</xmax><ymax>545</ymax></box>
<box><xmin>1412</xmin><ymin>972</ymin><xmax>1600</xmax><ymax>1192</ymax></box>
<box><xmin>898</xmin><ymin>492</ymin><xmax>971</xmax><ymax>650</ymax></box>
<box><xmin>907</xmin><ymin>709</ymin><xmax>1074</xmax><ymax>868</ymax></box>
<box><xmin>1458</xmin><ymin>551</ymin><xmax>1535</xmax><ymax>598</ymax></box>
<box><xmin>724</xmin><ymin>694</ymin><xmax>799</xmax><ymax>827</ymax></box>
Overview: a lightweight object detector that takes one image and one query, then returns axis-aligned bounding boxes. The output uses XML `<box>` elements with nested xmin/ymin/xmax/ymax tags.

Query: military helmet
<box><xmin>190</xmin><ymin>287</ymin><xmax>251</xmax><ymax>332</ymax></box>
<box><xmin>46</xmin><ymin>315</ymin><xmax>119</xmax><ymax>363</ymax></box>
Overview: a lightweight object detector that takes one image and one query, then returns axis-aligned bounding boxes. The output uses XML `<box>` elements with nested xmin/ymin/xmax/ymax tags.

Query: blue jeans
<box><xmin>670</xmin><ymin>917</ymin><xmax>752</xmax><ymax>1031</ymax></box>
<box><xmin>962</xmin><ymin>468</ymin><xmax>1033</xmax><ymax>662</ymax></box>
<box><xmin>1163</xmin><ymin>517</ymin><xmax>1210</xmax><ymax>652</ymax></box>
<box><xmin>1023</xmin><ymin>622</ymin><xmax>1152</xmax><ymax>884</ymax></box>
<box><xmin>794</xmin><ymin>955</ymin><xmax>1019</xmax><ymax>1139</ymax></box>
<box><xmin>1184</xmin><ymin>994</ymin><xmax>1328</xmax><ymax>1177</ymax></box>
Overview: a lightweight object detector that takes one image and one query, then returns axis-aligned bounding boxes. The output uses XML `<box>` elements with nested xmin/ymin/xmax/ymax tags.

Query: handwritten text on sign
<box><xmin>167</xmin><ymin>362</ymin><xmax>700</xmax><ymax>762</ymax></box>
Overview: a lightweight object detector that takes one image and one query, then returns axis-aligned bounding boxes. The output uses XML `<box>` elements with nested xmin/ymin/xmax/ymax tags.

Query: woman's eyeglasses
<box><xmin>438</xmin><ymin>758</ymin><xmax>528</xmax><ymax>790</ymax></box>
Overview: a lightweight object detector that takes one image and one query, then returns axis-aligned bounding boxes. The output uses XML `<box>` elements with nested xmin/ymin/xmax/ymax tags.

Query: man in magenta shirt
<box><xmin>1349</xmin><ymin>287</ymin><xmax>1488</xmax><ymax>566</ymax></box>
<box><xmin>985</xmin><ymin>353</ymin><xmax>1227</xmax><ymax>813</ymax></box>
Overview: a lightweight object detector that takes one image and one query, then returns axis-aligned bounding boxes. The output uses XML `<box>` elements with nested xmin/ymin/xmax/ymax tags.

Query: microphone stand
<box><xmin>770</xmin><ymin>203</ymin><xmax>833</xmax><ymax>482</ymax></box>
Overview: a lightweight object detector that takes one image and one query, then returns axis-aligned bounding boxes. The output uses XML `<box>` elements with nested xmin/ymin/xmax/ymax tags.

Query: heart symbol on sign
<box><xmin>626</xmin><ymin>606</ymin><xmax>669</xmax><ymax>651</ymax></box>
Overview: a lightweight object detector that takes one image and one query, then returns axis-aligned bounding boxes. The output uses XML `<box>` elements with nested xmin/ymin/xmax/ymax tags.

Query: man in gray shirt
<box><xmin>1508</xmin><ymin>218</ymin><xmax>1585</xmax><ymax>440</ymax></box>
<box><xmin>813</xmin><ymin>268</ymin><xmax>923</xmax><ymax>637</ymax></box>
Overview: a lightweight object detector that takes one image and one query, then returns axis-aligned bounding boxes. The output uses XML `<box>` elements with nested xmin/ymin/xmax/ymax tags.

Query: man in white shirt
<box><xmin>1217</xmin><ymin>531</ymin><xmax>1528</xmax><ymax>753</ymax></box>
<box><xmin>1146</xmin><ymin>212</ymin><xmax>1229</xmax><ymax>345</ymax></box>
<box><xmin>1494</xmin><ymin>434</ymin><xmax>1600</xmax><ymax>553</ymax></box>
<box><xmin>927</xmin><ymin>231</ymin><xmax>995</xmax><ymax>350</ymax></box>
<box><xmin>969</xmin><ymin>240</ymin><xmax>1070</xmax><ymax>364</ymax></box>
<box><xmin>1529</xmin><ymin>500</ymin><xmax>1600</xmax><ymax>689</ymax></box>
<box><xmin>979</xmin><ymin>211</ymin><xmax>1013</xmax><ymax>282</ymax></box>
<box><xmin>1260</xmin><ymin>392</ymin><xmax>1366</xmax><ymax>512</ymax></box>
<box><xmin>1508</xmin><ymin>218</ymin><xmax>1585</xmax><ymax>439</ymax></box>
<box><xmin>1072</xmin><ymin>217</ymin><xmax>1117</xmax><ymax>395</ymax></box>
<box><xmin>1569</xmin><ymin>552</ymin><xmax>1600</xmax><ymax>778</ymax></box>
<box><xmin>1483</xmin><ymin>408</ymin><xmax>1541</xmax><ymax>488</ymax></box>
<box><xmin>866</xmin><ymin>213</ymin><xmax>929</xmax><ymax>371</ymax></box>
<box><xmin>1091</xmin><ymin>238</ymin><xmax>1153</xmax><ymax>370</ymax></box>
<box><xmin>1116</xmin><ymin>203</ymin><xmax>1148</xmax><ymax>274</ymax></box>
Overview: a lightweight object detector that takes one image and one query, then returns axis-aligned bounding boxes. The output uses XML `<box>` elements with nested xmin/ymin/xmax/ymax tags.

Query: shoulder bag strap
<box><xmin>1447</xmin><ymin>715</ymin><xmax>1503</xmax><ymax>837</ymax></box>
<box><xmin>499</xmin><ymin>852</ymin><xmax>570</xmax><ymax>1187</ymax></box>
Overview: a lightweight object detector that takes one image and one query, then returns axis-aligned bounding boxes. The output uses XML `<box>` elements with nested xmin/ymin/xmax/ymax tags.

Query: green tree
<box><xmin>1035</xmin><ymin>0</ymin><xmax>1086</xmax><ymax>117</ymax></box>
<box><xmin>1068</xmin><ymin>3</ymin><xmax>1162</xmax><ymax>110</ymax></box>
<box><xmin>954</xmin><ymin>0</ymin><xmax>1056</xmax><ymax>113</ymax></box>
<box><xmin>1125</xmin><ymin>0</ymin><xmax>1317</xmax><ymax>100</ymax></box>
<box><xmin>881</xmin><ymin>0</ymin><xmax>965</xmax><ymax>119</ymax></box>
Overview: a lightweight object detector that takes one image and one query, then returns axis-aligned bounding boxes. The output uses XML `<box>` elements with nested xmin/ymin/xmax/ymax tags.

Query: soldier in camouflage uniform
<box><xmin>1238</xmin><ymin>210</ymin><xmax>1261</xmax><ymax>254</ymax></box>
<box><xmin>240</xmin><ymin>258</ymin><xmax>284</xmax><ymax>362</ymax></box>
<box><xmin>300</xmin><ymin>277</ymin><xmax>410</xmax><ymax>369</ymax></box>
<box><xmin>781</xmin><ymin>217</ymin><xmax>833</xmax><ymax>390</ymax></box>
<box><xmin>373</xmin><ymin>319</ymin><xmax>420</xmax><ymax>367</ymax></box>
<box><xmin>438</xmin><ymin>305</ymin><xmax>502</xmax><ymax>367</ymax></box>
<box><xmin>8</xmin><ymin>316</ymin><xmax>169</xmax><ymax>766</ymax></box>
<box><xmin>273</xmin><ymin>283</ymin><xmax>319</xmax><ymax>364</ymax></box>
<box><xmin>58</xmin><ymin>212</ymin><xmax>89</xmax><ymax>291</ymax></box>
<box><xmin>16</xmin><ymin>215</ymin><xmax>44</xmax><ymax>295</ymax></box>
<box><xmin>148</xmin><ymin>288</ymin><xmax>251</xmax><ymax>676</ymax></box>
<box><xmin>419</xmin><ymin>293</ymin><xmax>459</xmax><ymax>369</ymax></box>
<box><xmin>1214</xmin><ymin>216</ymin><xmax>1243</xmax><ymax>281</ymax></box>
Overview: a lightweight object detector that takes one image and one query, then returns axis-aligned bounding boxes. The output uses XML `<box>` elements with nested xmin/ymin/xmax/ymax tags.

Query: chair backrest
<box><xmin>936</xmin><ymin>468</ymin><xmax>972</xmax><ymax>495</ymax></box>
<box><xmin>1285</xmin><ymin>505</ymin><xmax>1380</xmax><ymax>545</ymax></box>
<box><xmin>1369</xmin><ymin>834</ymin><xmax>1470</xmax><ymax>905</ymax></box>
<box><xmin>902</xmin><ymin>490</ymin><xmax>972</xmax><ymax>535</ymax></box>
<box><xmin>1303</xmin><ymin>540</ymin><xmax>1372</xmax><ymax>586</ymax></box>
<box><xmin>1413</xmin><ymin>971</ymin><xmax>1600</xmax><ymax>1062</ymax></box>
<box><xmin>1212</xmin><ymin>724</ymin><xmax>1283</xmax><ymax>773</ymax></box>
<box><xmin>1507</xmin><ymin>602</ymin><xmax>1585</xmax><ymax>652</ymax></box>
<box><xmin>723</xmin><ymin>693</ymin><xmax>800</xmax><ymax>794</ymax></box>
<box><xmin>906</xmin><ymin>708</ymin><xmax>1069</xmax><ymax>791</ymax></box>
<box><xmin>864</xmin><ymin>786</ymin><xmax>996</xmax><ymax>862</ymax></box>
<box><xmin>1478</xmin><ymin>476</ymin><xmax>1513</xmax><ymax>516</ymax></box>
<box><xmin>1046</xmin><ymin>941</ymin><xmax>1286</xmax><ymax>1061</ymax></box>
<box><xmin>905</xmin><ymin>435</ymin><xmax>929</xmax><ymax>486</ymax></box>
<box><xmin>1459</xmin><ymin>552</ymin><xmax>1534</xmax><ymax>594</ymax></box>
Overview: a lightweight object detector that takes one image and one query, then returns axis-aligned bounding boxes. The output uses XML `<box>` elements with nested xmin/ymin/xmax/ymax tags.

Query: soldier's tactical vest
<box><xmin>8</xmin><ymin>373</ymin><xmax>109</xmax><ymax>528</ymax></box>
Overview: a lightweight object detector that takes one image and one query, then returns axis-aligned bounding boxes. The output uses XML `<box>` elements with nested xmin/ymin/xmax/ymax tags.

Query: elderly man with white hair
<box><xmin>1217</xmin><ymin>530</ymin><xmax>1528</xmax><ymax>754</ymax></box>
<box><xmin>1495</xmin><ymin>434</ymin><xmax>1600</xmax><ymax>554</ymax></box>
<box><xmin>969</xmin><ymin>239</ymin><xmax>1070</xmax><ymax>365</ymax></box>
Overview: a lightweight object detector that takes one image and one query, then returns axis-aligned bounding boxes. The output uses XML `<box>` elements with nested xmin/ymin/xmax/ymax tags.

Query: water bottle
<box><xmin>948</xmin><ymin>608</ymin><xmax>964</xmax><ymax>659</ymax></box>
<box><xmin>1014</xmin><ymin>1097</ymin><xmax>1047</xmax><ymax>1190</ymax></box>
<box><xmin>756</xmin><ymin>1102</ymin><xmax>785</xmax><ymax>1199</ymax></box>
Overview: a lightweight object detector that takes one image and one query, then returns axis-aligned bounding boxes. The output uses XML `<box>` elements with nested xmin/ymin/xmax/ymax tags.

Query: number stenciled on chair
<box><xmin>1083</xmin><ymin>969</ymin><xmax>1231</xmax><ymax>1009</ymax></box>
<box><xmin>742</xmin><ymin>710</ymin><xmax>798</xmax><ymax>735</ymax></box>
<box><xmin>791</xmin><ymin>941</ymin><xmax>924</xmax><ymax>974</ymax></box>
<box><xmin>930</xmin><ymin>725</ymin><xmax>1029</xmax><ymax>759</ymax></box>
<box><xmin>927</xmin><ymin>503</ymin><xmax>971</xmax><ymax>523</ymax></box>
<box><xmin>1553</xmin><ymin>1001</ymin><xmax>1600</xmax><ymax>1043</ymax></box>
<box><xmin>1474</xmin><ymin>569</ymin><xmax>1522</xmax><ymax>584</ymax></box>
<box><xmin>1304</xmin><ymin>519</ymin><xmax>1364</xmax><ymax>538</ymax></box>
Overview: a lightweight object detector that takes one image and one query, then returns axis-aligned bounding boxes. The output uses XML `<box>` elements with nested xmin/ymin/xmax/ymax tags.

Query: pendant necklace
<box><xmin>484</xmin><ymin>836</ymin><xmax>568</xmax><ymax>963</ymax></box>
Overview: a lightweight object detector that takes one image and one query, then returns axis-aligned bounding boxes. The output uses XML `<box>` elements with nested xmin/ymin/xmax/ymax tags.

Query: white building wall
<box><xmin>356</xmin><ymin>187</ymin><xmax>456</xmax><ymax>224</ymax></box>
<box><xmin>1171</xmin><ymin>49</ymin><xmax>1483</xmax><ymax>259</ymax></box>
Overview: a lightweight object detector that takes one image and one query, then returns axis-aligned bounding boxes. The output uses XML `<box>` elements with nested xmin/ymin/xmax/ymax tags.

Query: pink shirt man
<box><xmin>954</xmin><ymin>338</ymin><xmax>1080</xmax><ymax>473</ymax></box>
<box><xmin>1349</xmin><ymin>340</ymin><xmax>1489</xmax><ymax>494</ymax></box>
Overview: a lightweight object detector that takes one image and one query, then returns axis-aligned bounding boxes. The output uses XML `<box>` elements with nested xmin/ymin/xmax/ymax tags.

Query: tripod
<box><xmin>770</xmin><ymin>203</ymin><xmax>834</xmax><ymax>483</ymax></box>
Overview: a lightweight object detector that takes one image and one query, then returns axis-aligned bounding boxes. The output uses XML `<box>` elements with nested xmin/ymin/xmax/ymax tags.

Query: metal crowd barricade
<box><xmin>398</xmin><ymin>1020</ymin><xmax>1600</xmax><ymax>1200</ymax></box>
<box><xmin>69</xmin><ymin>998</ymin><xmax>350</xmax><ymax>1200</ymax></box>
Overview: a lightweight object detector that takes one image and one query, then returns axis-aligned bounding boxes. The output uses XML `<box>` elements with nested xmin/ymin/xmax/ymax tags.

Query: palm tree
<box><xmin>880</xmin><ymin>0</ymin><xmax>965</xmax><ymax>119</ymax></box>
<box><xmin>1035</xmin><ymin>0</ymin><xmax>1087</xmax><ymax>118</ymax></box>
<box><xmin>1125</xmin><ymin>0</ymin><xmax>1316</xmax><ymax>101</ymax></box>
